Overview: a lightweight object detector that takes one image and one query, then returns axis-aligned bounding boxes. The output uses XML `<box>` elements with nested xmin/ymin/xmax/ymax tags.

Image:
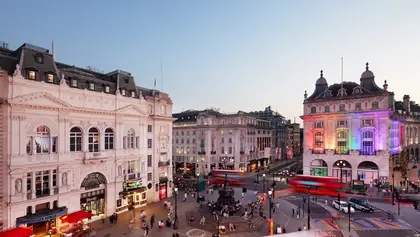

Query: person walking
<box><xmin>292</xmin><ymin>208</ymin><xmax>295</xmax><ymax>217</ymax></box>
<box><xmin>200</xmin><ymin>216</ymin><xmax>206</xmax><ymax>225</ymax></box>
<box><xmin>150</xmin><ymin>214</ymin><xmax>155</xmax><ymax>229</ymax></box>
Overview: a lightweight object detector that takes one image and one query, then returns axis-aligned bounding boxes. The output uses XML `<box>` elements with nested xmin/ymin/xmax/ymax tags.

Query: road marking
<box><xmin>186</xmin><ymin>229</ymin><xmax>206</xmax><ymax>237</ymax></box>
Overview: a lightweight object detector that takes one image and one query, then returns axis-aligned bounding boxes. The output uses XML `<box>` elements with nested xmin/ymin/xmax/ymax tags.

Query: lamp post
<box><xmin>272</xmin><ymin>172</ymin><xmax>276</xmax><ymax>198</ymax></box>
<box><xmin>307</xmin><ymin>187</ymin><xmax>311</xmax><ymax>230</ymax></box>
<box><xmin>196</xmin><ymin>173</ymin><xmax>200</xmax><ymax>203</ymax></box>
<box><xmin>392</xmin><ymin>173</ymin><xmax>395</xmax><ymax>205</ymax></box>
<box><xmin>268</xmin><ymin>189</ymin><xmax>273</xmax><ymax>235</ymax></box>
<box><xmin>263</xmin><ymin>174</ymin><xmax>266</xmax><ymax>193</ymax></box>
<box><xmin>336</xmin><ymin>160</ymin><xmax>346</xmax><ymax>184</ymax></box>
<box><xmin>173</xmin><ymin>187</ymin><xmax>178</xmax><ymax>229</ymax></box>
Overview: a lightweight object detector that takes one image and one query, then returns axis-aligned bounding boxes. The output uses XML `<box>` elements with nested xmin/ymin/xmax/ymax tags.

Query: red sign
<box><xmin>159</xmin><ymin>185</ymin><xmax>167</xmax><ymax>199</ymax></box>
<box><xmin>286</xmin><ymin>147</ymin><xmax>293</xmax><ymax>159</ymax></box>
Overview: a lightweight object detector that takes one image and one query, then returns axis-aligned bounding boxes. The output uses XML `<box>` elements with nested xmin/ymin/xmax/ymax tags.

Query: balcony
<box><xmin>158</xmin><ymin>160</ymin><xmax>170</xmax><ymax>167</ymax></box>
<box><xmin>240</xmin><ymin>151</ymin><xmax>245</xmax><ymax>155</ymax></box>
<box><xmin>334</xmin><ymin>150</ymin><xmax>350</xmax><ymax>155</ymax></box>
<box><xmin>359</xmin><ymin>151</ymin><xmax>377</xmax><ymax>156</ymax></box>
<box><xmin>211</xmin><ymin>151</ymin><xmax>216</xmax><ymax>155</ymax></box>
<box><xmin>198</xmin><ymin>151</ymin><xmax>206</xmax><ymax>155</ymax></box>
<box><xmin>312</xmin><ymin>149</ymin><xmax>325</xmax><ymax>154</ymax></box>
<box><xmin>83</xmin><ymin>152</ymin><xmax>108</xmax><ymax>165</ymax></box>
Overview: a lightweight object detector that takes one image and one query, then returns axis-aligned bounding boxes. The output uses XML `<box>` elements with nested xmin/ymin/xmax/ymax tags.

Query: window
<box><xmin>228</xmin><ymin>147</ymin><xmax>232</xmax><ymax>154</ymax></box>
<box><xmin>148</xmin><ymin>105</ymin><xmax>153</xmax><ymax>114</ymax></box>
<box><xmin>362</xmin><ymin>119</ymin><xmax>374</xmax><ymax>126</ymax></box>
<box><xmin>35</xmin><ymin>170</ymin><xmax>51</xmax><ymax>197</ymax></box>
<box><xmin>71</xmin><ymin>79</ymin><xmax>78</xmax><ymax>87</ymax></box>
<box><xmin>131</xmin><ymin>91</ymin><xmax>136</xmax><ymax>98</ymax></box>
<box><xmin>310</xmin><ymin>107</ymin><xmax>316</xmax><ymax>114</ymax></box>
<box><xmin>148</xmin><ymin>139</ymin><xmax>152</xmax><ymax>148</ymax></box>
<box><xmin>27</xmin><ymin>172</ymin><xmax>32</xmax><ymax>192</ymax></box>
<box><xmin>336</xmin><ymin>131</ymin><xmax>348</xmax><ymax>154</ymax></box>
<box><xmin>147</xmin><ymin>125</ymin><xmax>152</xmax><ymax>133</ymax></box>
<box><xmin>104</xmin><ymin>128</ymin><xmax>114</xmax><ymax>150</ymax></box>
<box><xmin>105</xmin><ymin>86</ymin><xmax>110</xmax><ymax>93</ymax></box>
<box><xmin>88</xmin><ymin>128</ymin><xmax>100</xmax><ymax>152</ymax></box>
<box><xmin>70</xmin><ymin>127</ymin><xmax>82</xmax><ymax>152</ymax></box>
<box><xmin>355</xmin><ymin>103</ymin><xmax>361</xmax><ymax>110</ymax></box>
<box><xmin>121</xmin><ymin>89</ymin><xmax>126</xmax><ymax>96</ymax></box>
<box><xmin>28</xmin><ymin>70</ymin><xmax>36</xmax><ymax>80</ymax></box>
<box><xmin>228</xmin><ymin>138</ymin><xmax>232</xmax><ymax>143</ymax></box>
<box><xmin>221</xmin><ymin>138</ymin><xmax>224</xmax><ymax>143</ymax></box>
<box><xmin>337</xmin><ymin>120</ymin><xmax>347</xmax><ymax>127</ymax></box>
<box><xmin>124</xmin><ymin>129</ymin><xmax>135</xmax><ymax>149</ymax></box>
<box><xmin>147</xmin><ymin>155</ymin><xmax>152</xmax><ymax>167</ymax></box>
<box><xmin>161</xmin><ymin>105</ymin><xmax>166</xmax><ymax>115</ymax></box>
<box><xmin>89</xmin><ymin>83</ymin><xmax>95</xmax><ymax>90</ymax></box>
<box><xmin>324</xmin><ymin>106</ymin><xmax>330</xmax><ymax>112</ymax></box>
<box><xmin>35</xmin><ymin>126</ymin><xmax>50</xmax><ymax>154</ymax></box>
<box><xmin>372</xmin><ymin>102</ymin><xmax>379</xmax><ymax>109</ymax></box>
<box><xmin>361</xmin><ymin>130</ymin><xmax>374</xmax><ymax>155</ymax></box>
<box><xmin>220</xmin><ymin>130</ymin><xmax>224</xmax><ymax>135</ymax></box>
<box><xmin>339</xmin><ymin>104</ymin><xmax>345</xmax><ymax>112</ymax></box>
<box><xmin>47</xmin><ymin>74</ymin><xmax>54</xmax><ymax>83</ymax></box>
<box><xmin>127</xmin><ymin>161</ymin><xmax>135</xmax><ymax>175</ymax></box>
<box><xmin>221</xmin><ymin>147</ymin><xmax>225</xmax><ymax>154</ymax></box>
<box><xmin>147</xmin><ymin>173</ymin><xmax>152</xmax><ymax>181</ymax></box>
<box><xmin>314</xmin><ymin>132</ymin><xmax>324</xmax><ymax>153</ymax></box>
<box><xmin>314</xmin><ymin>122</ymin><xmax>324</xmax><ymax>128</ymax></box>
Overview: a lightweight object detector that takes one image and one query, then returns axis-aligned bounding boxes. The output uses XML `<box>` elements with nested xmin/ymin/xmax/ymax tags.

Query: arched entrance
<box><xmin>80</xmin><ymin>172</ymin><xmax>107</xmax><ymax>216</ymax></box>
<box><xmin>333</xmin><ymin>160</ymin><xmax>352</xmax><ymax>183</ymax></box>
<box><xmin>357</xmin><ymin>161</ymin><xmax>379</xmax><ymax>185</ymax></box>
<box><xmin>310</xmin><ymin>159</ymin><xmax>328</xmax><ymax>176</ymax></box>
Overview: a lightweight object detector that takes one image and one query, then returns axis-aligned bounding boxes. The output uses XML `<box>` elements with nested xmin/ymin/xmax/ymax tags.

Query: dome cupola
<box><xmin>361</xmin><ymin>62</ymin><xmax>375</xmax><ymax>79</ymax></box>
<box><xmin>316</xmin><ymin>70</ymin><xmax>328</xmax><ymax>85</ymax></box>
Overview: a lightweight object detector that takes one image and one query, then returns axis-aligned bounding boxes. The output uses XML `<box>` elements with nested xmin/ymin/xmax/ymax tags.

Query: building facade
<box><xmin>172</xmin><ymin>109</ymin><xmax>272</xmax><ymax>175</ymax></box>
<box><xmin>248</xmin><ymin>106</ymin><xmax>287</xmax><ymax>160</ymax></box>
<box><xmin>0</xmin><ymin>43</ymin><xmax>173</xmax><ymax>232</ymax></box>
<box><xmin>286</xmin><ymin>120</ymin><xmax>301</xmax><ymax>157</ymax></box>
<box><xmin>301</xmin><ymin>64</ymin><xmax>395</xmax><ymax>185</ymax></box>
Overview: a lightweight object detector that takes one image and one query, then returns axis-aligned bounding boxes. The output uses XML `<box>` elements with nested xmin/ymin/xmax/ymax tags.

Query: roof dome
<box><xmin>361</xmin><ymin>62</ymin><xmax>375</xmax><ymax>79</ymax></box>
<box><xmin>315</xmin><ymin>70</ymin><xmax>327</xmax><ymax>85</ymax></box>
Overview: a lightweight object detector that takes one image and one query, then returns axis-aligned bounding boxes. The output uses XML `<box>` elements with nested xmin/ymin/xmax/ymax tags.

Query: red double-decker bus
<box><xmin>209</xmin><ymin>169</ymin><xmax>246</xmax><ymax>186</ymax></box>
<box><xmin>288</xmin><ymin>175</ymin><xmax>345</xmax><ymax>197</ymax></box>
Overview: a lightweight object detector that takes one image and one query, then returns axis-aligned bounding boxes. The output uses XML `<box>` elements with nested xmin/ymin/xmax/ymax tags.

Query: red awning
<box><xmin>60</xmin><ymin>210</ymin><xmax>93</xmax><ymax>224</ymax></box>
<box><xmin>0</xmin><ymin>227</ymin><xmax>33</xmax><ymax>237</ymax></box>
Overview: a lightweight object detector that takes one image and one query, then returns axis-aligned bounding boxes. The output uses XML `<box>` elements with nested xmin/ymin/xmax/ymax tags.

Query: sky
<box><xmin>2</xmin><ymin>1</ymin><xmax>420</xmax><ymax>123</ymax></box>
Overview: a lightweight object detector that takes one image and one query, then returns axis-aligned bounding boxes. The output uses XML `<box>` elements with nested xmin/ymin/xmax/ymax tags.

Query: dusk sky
<box><xmin>2</xmin><ymin>1</ymin><xmax>420</xmax><ymax>123</ymax></box>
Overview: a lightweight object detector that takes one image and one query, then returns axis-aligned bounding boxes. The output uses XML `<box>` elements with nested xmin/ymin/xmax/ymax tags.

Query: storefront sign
<box><xmin>16</xmin><ymin>207</ymin><xmax>68</xmax><ymax>225</ymax></box>
<box><xmin>86</xmin><ymin>197</ymin><xmax>97</xmax><ymax>202</ymax></box>
<box><xmin>80</xmin><ymin>193</ymin><xmax>105</xmax><ymax>203</ymax></box>
<box><xmin>123</xmin><ymin>179</ymin><xmax>143</xmax><ymax>192</ymax></box>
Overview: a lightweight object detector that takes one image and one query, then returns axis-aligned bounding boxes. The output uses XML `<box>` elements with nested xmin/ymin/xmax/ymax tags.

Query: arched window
<box><xmin>88</xmin><ymin>128</ymin><xmax>100</xmax><ymax>152</ymax></box>
<box><xmin>314</xmin><ymin>132</ymin><xmax>324</xmax><ymax>153</ymax></box>
<box><xmin>336</xmin><ymin>130</ymin><xmax>348</xmax><ymax>154</ymax></box>
<box><xmin>361</xmin><ymin>130</ymin><xmax>374</xmax><ymax>155</ymax></box>
<box><xmin>35</xmin><ymin>126</ymin><xmax>51</xmax><ymax>154</ymax></box>
<box><xmin>70</xmin><ymin>127</ymin><xmax>82</xmax><ymax>152</ymax></box>
<box><xmin>124</xmin><ymin>129</ymin><xmax>138</xmax><ymax>149</ymax></box>
<box><xmin>104</xmin><ymin>128</ymin><xmax>114</xmax><ymax>150</ymax></box>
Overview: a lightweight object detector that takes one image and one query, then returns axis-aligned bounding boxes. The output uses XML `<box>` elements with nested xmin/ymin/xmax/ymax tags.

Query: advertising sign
<box><xmin>159</xmin><ymin>185</ymin><xmax>167</xmax><ymax>199</ymax></box>
<box><xmin>123</xmin><ymin>179</ymin><xmax>143</xmax><ymax>192</ymax></box>
<box><xmin>286</xmin><ymin>147</ymin><xmax>293</xmax><ymax>159</ymax></box>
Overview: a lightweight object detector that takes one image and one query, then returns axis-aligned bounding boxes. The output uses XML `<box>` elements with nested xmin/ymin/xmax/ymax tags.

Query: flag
<box><xmin>154</xmin><ymin>78</ymin><xmax>156</xmax><ymax>87</ymax></box>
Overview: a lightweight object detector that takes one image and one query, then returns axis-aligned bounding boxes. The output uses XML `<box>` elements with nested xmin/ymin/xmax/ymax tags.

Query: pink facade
<box><xmin>0</xmin><ymin>44</ymin><xmax>173</xmax><ymax>232</ymax></box>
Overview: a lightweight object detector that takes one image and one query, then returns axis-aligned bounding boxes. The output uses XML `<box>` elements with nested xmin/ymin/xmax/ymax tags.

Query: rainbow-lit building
<box><xmin>301</xmin><ymin>63</ymin><xmax>400</xmax><ymax>185</ymax></box>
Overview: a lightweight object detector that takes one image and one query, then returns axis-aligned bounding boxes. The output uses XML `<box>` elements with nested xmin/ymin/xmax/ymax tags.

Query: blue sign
<box><xmin>16</xmin><ymin>207</ymin><xmax>68</xmax><ymax>226</ymax></box>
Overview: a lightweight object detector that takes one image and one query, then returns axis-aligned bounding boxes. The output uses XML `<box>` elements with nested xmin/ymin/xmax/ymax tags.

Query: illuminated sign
<box><xmin>123</xmin><ymin>179</ymin><xmax>143</xmax><ymax>191</ymax></box>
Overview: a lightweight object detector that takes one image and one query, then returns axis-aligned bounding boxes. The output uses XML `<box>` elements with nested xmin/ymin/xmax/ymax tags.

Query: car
<box><xmin>348</xmin><ymin>198</ymin><xmax>374</xmax><ymax>212</ymax></box>
<box><xmin>332</xmin><ymin>200</ymin><xmax>355</xmax><ymax>213</ymax></box>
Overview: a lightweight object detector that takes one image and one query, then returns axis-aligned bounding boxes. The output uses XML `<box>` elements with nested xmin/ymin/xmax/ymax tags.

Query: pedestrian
<box><xmin>242</xmin><ymin>192</ymin><xmax>245</xmax><ymax>199</ymax></box>
<box><xmin>200</xmin><ymin>216</ymin><xmax>206</xmax><ymax>225</ymax></box>
<box><xmin>101</xmin><ymin>215</ymin><xmax>105</xmax><ymax>224</ymax></box>
<box><xmin>184</xmin><ymin>192</ymin><xmax>187</xmax><ymax>202</ymax></box>
<box><xmin>150</xmin><ymin>214</ymin><xmax>155</xmax><ymax>229</ymax></box>
<box><xmin>303</xmin><ymin>225</ymin><xmax>307</xmax><ymax>230</ymax></box>
<box><xmin>109</xmin><ymin>215</ymin><xmax>114</xmax><ymax>226</ymax></box>
<box><xmin>114</xmin><ymin>213</ymin><xmax>118</xmax><ymax>223</ymax></box>
<box><xmin>292</xmin><ymin>208</ymin><xmax>295</xmax><ymax>217</ymax></box>
<box><xmin>325</xmin><ymin>200</ymin><xmax>328</xmax><ymax>207</ymax></box>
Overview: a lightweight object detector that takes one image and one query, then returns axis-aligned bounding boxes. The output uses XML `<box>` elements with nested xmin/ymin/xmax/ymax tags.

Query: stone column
<box><xmin>100</xmin><ymin>131</ymin><xmax>105</xmax><ymax>151</ymax></box>
<box><xmin>50</xmin><ymin>169</ymin><xmax>54</xmax><ymax>195</ymax></box>
<box><xmin>31</xmin><ymin>172</ymin><xmax>36</xmax><ymax>199</ymax></box>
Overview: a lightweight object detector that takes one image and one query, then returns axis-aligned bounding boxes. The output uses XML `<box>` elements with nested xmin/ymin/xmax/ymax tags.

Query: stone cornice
<box><xmin>150</xmin><ymin>115</ymin><xmax>176</xmax><ymax>121</ymax></box>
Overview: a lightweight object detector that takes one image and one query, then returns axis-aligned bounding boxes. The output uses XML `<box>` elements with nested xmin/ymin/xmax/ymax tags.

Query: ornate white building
<box><xmin>301</xmin><ymin>64</ymin><xmax>398</xmax><ymax>185</ymax></box>
<box><xmin>0</xmin><ymin>43</ymin><xmax>173</xmax><ymax>233</ymax></box>
<box><xmin>173</xmin><ymin>109</ymin><xmax>272</xmax><ymax>175</ymax></box>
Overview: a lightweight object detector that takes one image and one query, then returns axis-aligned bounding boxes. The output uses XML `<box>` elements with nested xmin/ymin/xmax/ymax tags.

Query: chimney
<box><xmin>52</xmin><ymin>41</ymin><xmax>55</xmax><ymax>60</ymax></box>
<box><xmin>403</xmin><ymin>95</ymin><xmax>410</xmax><ymax>113</ymax></box>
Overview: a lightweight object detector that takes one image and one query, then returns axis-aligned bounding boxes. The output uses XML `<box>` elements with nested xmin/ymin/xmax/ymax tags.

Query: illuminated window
<box><xmin>47</xmin><ymin>74</ymin><xmax>54</xmax><ymax>83</ymax></box>
<box><xmin>89</xmin><ymin>83</ymin><xmax>95</xmax><ymax>90</ymax></box>
<box><xmin>88</xmin><ymin>127</ymin><xmax>100</xmax><ymax>152</ymax></box>
<box><xmin>361</xmin><ymin>130</ymin><xmax>374</xmax><ymax>155</ymax></box>
<box><xmin>220</xmin><ymin>130</ymin><xmax>224</xmax><ymax>135</ymax></box>
<box><xmin>314</xmin><ymin>132</ymin><xmax>324</xmax><ymax>153</ymax></box>
<box><xmin>105</xmin><ymin>86</ymin><xmax>110</xmax><ymax>93</ymax></box>
<box><xmin>131</xmin><ymin>91</ymin><xmax>136</xmax><ymax>98</ymax></box>
<box><xmin>336</xmin><ymin>131</ymin><xmax>348</xmax><ymax>154</ymax></box>
<box><xmin>71</xmin><ymin>79</ymin><xmax>78</xmax><ymax>87</ymax></box>
<box><xmin>28</xmin><ymin>70</ymin><xmax>36</xmax><ymax>80</ymax></box>
<box><xmin>148</xmin><ymin>105</ymin><xmax>153</xmax><ymax>114</ymax></box>
<box><xmin>121</xmin><ymin>89</ymin><xmax>126</xmax><ymax>96</ymax></box>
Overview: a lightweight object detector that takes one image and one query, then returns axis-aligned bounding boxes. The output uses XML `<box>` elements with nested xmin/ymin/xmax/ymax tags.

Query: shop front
<box><xmin>80</xmin><ymin>189</ymin><xmax>105</xmax><ymax>215</ymax></box>
<box><xmin>16</xmin><ymin>206</ymin><xmax>68</xmax><ymax>236</ymax></box>
<box><xmin>117</xmin><ymin>179</ymin><xmax>147</xmax><ymax>212</ymax></box>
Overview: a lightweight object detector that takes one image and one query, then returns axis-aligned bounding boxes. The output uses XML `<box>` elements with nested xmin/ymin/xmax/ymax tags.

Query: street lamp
<box><xmin>173</xmin><ymin>187</ymin><xmax>178</xmax><ymax>229</ymax></box>
<box><xmin>307</xmin><ymin>187</ymin><xmax>311</xmax><ymax>230</ymax></box>
<box><xmin>263</xmin><ymin>174</ymin><xmax>266</xmax><ymax>193</ymax></box>
<box><xmin>336</xmin><ymin>160</ymin><xmax>346</xmax><ymax>184</ymax></box>
<box><xmin>392</xmin><ymin>173</ymin><xmax>395</xmax><ymax>205</ymax></box>
<box><xmin>272</xmin><ymin>172</ymin><xmax>276</xmax><ymax>198</ymax></box>
<box><xmin>268</xmin><ymin>189</ymin><xmax>273</xmax><ymax>235</ymax></box>
<box><xmin>196</xmin><ymin>173</ymin><xmax>200</xmax><ymax>203</ymax></box>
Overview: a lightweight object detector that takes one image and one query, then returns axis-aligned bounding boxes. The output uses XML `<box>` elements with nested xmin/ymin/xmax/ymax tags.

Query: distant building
<box><xmin>301</xmin><ymin>64</ymin><xmax>395</xmax><ymax>185</ymax></box>
<box><xmin>172</xmin><ymin>109</ymin><xmax>272</xmax><ymax>174</ymax></box>
<box><xmin>248</xmin><ymin>106</ymin><xmax>287</xmax><ymax>160</ymax></box>
<box><xmin>0</xmin><ymin>42</ymin><xmax>173</xmax><ymax>233</ymax></box>
<box><xmin>286</xmin><ymin>120</ymin><xmax>301</xmax><ymax>157</ymax></box>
